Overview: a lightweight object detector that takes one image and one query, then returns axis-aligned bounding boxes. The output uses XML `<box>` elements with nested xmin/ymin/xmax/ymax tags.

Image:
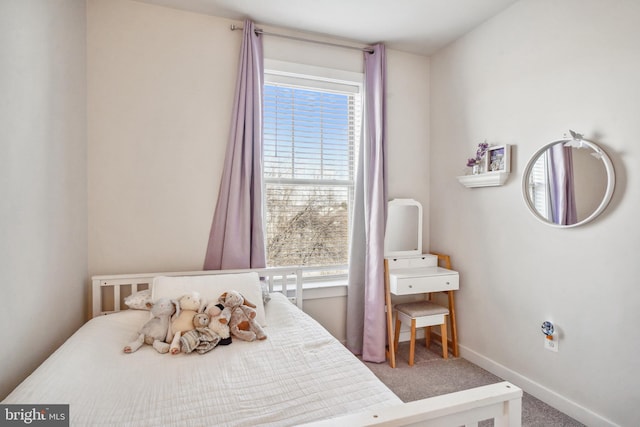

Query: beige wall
<box><xmin>430</xmin><ymin>1</ymin><xmax>639</xmax><ymax>426</ymax></box>
<box><xmin>87</xmin><ymin>0</ymin><xmax>238</xmax><ymax>276</ymax></box>
<box><xmin>0</xmin><ymin>0</ymin><xmax>87</xmax><ymax>400</ymax></box>
<box><xmin>87</xmin><ymin>0</ymin><xmax>430</xmax><ymax>280</ymax></box>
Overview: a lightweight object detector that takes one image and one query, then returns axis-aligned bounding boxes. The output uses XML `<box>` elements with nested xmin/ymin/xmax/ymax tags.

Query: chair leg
<box><xmin>441</xmin><ymin>316</ymin><xmax>448</xmax><ymax>359</ymax></box>
<box><xmin>409</xmin><ymin>318</ymin><xmax>416</xmax><ymax>366</ymax></box>
<box><xmin>394</xmin><ymin>314</ymin><xmax>401</xmax><ymax>354</ymax></box>
<box><xmin>447</xmin><ymin>290</ymin><xmax>459</xmax><ymax>357</ymax></box>
<box><xmin>425</xmin><ymin>325</ymin><xmax>431</xmax><ymax>348</ymax></box>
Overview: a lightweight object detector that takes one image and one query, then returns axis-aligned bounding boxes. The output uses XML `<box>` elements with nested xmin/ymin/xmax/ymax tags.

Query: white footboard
<box><xmin>302</xmin><ymin>381</ymin><xmax>522</xmax><ymax>427</ymax></box>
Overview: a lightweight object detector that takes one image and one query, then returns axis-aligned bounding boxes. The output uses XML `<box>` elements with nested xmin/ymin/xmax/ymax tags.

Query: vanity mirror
<box><xmin>384</xmin><ymin>199</ymin><xmax>422</xmax><ymax>257</ymax></box>
<box><xmin>522</xmin><ymin>131</ymin><xmax>615</xmax><ymax>228</ymax></box>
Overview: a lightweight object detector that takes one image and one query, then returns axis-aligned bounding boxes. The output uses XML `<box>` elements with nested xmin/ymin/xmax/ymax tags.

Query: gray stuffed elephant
<box><xmin>124</xmin><ymin>298</ymin><xmax>176</xmax><ymax>353</ymax></box>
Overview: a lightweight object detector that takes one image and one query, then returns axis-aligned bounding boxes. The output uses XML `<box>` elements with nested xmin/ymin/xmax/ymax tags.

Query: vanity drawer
<box><xmin>386</xmin><ymin>255</ymin><xmax>437</xmax><ymax>269</ymax></box>
<box><xmin>389</xmin><ymin>269</ymin><xmax>459</xmax><ymax>295</ymax></box>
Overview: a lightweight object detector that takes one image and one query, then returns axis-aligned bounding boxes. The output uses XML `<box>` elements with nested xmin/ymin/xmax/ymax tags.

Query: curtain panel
<box><xmin>346</xmin><ymin>44</ymin><xmax>388</xmax><ymax>362</ymax></box>
<box><xmin>548</xmin><ymin>143</ymin><xmax>577</xmax><ymax>226</ymax></box>
<box><xmin>204</xmin><ymin>20</ymin><xmax>266</xmax><ymax>270</ymax></box>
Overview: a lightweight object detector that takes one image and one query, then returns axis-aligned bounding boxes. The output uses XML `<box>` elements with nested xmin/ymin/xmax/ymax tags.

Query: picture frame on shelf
<box><xmin>486</xmin><ymin>145</ymin><xmax>511</xmax><ymax>173</ymax></box>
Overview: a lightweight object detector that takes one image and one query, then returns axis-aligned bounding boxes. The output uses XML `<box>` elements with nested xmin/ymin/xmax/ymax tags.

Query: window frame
<box><xmin>262</xmin><ymin>59</ymin><xmax>363</xmax><ymax>271</ymax></box>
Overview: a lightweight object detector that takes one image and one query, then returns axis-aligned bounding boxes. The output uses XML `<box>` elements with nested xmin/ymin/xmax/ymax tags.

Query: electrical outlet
<box><xmin>544</xmin><ymin>337</ymin><xmax>558</xmax><ymax>352</ymax></box>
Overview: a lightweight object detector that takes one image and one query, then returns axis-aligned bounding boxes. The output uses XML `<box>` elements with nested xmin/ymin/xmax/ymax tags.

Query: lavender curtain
<box><xmin>548</xmin><ymin>143</ymin><xmax>577</xmax><ymax>225</ymax></box>
<box><xmin>203</xmin><ymin>20</ymin><xmax>266</xmax><ymax>270</ymax></box>
<box><xmin>346</xmin><ymin>44</ymin><xmax>388</xmax><ymax>362</ymax></box>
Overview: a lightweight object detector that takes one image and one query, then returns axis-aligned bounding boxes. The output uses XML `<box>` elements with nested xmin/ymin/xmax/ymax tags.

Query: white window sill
<box><xmin>303</xmin><ymin>278</ymin><xmax>347</xmax><ymax>300</ymax></box>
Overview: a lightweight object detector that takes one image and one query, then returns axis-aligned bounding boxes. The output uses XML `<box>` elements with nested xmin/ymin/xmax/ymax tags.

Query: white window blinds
<box><xmin>263</xmin><ymin>72</ymin><xmax>361</xmax><ymax>267</ymax></box>
<box><xmin>528</xmin><ymin>153</ymin><xmax>550</xmax><ymax>218</ymax></box>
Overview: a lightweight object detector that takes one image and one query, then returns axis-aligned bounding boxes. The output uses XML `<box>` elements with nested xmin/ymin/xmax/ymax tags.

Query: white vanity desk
<box><xmin>384</xmin><ymin>199</ymin><xmax>459</xmax><ymax>368</ymax></box>
<box><xmin>384</xmin><ymin>253</ymin><xmax>460</xmax><ymax>368</ymax></box>
<box><xmin>383</xmin><ymin>198</ymin><xmax>460</xmax><ymax>368</ymax></box>
<box><xmin>387</xmin><ymin>259</ymin><xmax>458</xmax><ymax>295</ymax></box>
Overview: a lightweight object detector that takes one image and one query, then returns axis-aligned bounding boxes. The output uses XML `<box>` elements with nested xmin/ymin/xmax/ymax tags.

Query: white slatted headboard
<box><xmin>92</xmin><ymin>266</ymin><xmax>346</xmax><ymax>317</ymax></box>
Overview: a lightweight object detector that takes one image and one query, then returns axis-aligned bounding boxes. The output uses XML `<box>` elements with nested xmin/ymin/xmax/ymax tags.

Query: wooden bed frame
<box><xmin>92</xmin><ymin>268</ymin><xmax>522</xmax><ymax>426</ymax></box>
<box><xmin>303</xmin><ymin>381</ymin><xmax>522</xmax><ymax>427</ymax></box>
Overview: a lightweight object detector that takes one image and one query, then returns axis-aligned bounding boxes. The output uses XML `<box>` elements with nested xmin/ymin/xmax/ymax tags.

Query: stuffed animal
<box><xmin>203</xmin><ymin>301</ymin><xmax>232</xmax><ymax>346</ymax></box>
<box><xmin>192</xmin><ymin>312</ymin><xmax>210</xmax><ymax>329</ymax></box>
<box><xmin>168</xmin><ymin>291</ymin><xmax>203</xmax><ymax>354</ymax></box>
<box><xmin>218</xmin><ymin>290</ymin><xmax>267</xmax><ymax>342</ymax></box>
<box><xmin>180</xmin><ymin>312</ymin><xmax>221</xmax><ymax>354</ymax></box>
<box><xmin>124</xmin><ymin>298</ymin><xmax>176</xmax><ymax>354</ymax></box>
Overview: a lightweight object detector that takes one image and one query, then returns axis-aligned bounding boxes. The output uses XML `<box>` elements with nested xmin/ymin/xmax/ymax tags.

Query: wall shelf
<box><xmin>456</xmin><ymin>171</ymin><xmax>509</xmax><ymax>188</ymax></box>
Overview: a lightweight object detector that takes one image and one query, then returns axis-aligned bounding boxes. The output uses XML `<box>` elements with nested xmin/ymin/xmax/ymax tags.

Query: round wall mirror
<box><xmin>522</xmin><ymin>133</ymin><xmax>615</xmax><ymax>228</ymax></box>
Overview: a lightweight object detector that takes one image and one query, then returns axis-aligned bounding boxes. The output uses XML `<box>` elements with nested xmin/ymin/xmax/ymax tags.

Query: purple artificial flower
<box><xmin>465</xmin><ymin>141</ymin><xmax>490</xmax><ymax>167</ymax></box>
<box><xmin>476</xmin><ymin>142</ymin><xmax>489</xmax><ymax>159</ymax></box>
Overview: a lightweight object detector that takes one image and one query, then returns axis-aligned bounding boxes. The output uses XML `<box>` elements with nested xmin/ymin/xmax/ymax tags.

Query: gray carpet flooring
<box><xmin>361</xmin><ymin>342</ymin><xmax>585</xmax><ymax>427</ymax></box>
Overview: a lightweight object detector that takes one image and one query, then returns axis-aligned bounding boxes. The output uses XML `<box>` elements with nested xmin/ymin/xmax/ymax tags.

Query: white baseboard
<box><xmin>459</xmin><ymin>344</ymin><xmax>620</xmax><ymax>427</ymax></box>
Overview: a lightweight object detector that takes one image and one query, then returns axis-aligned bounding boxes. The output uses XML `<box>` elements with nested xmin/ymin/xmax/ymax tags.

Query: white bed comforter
<box><xmin>4</xmin><ymin>293</ymin><xmax>400</xmax><ymax>426</ymax></box>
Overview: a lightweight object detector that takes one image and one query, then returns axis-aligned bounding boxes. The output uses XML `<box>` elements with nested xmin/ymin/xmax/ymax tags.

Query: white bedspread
<box><xmin>4</xmin><ymin>293</ymin><xmax>400</xmax><ymax>426</ymax></box>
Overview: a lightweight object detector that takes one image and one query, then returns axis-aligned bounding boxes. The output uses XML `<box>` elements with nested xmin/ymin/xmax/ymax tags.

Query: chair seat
<box><xmin>395</xmin><ymin>301</ymin><xmax>449</xmax><ymax>317</ymax></box>
<box><xmin>393</xmin><ymin>300</ymin><xmax>449</xmax><ymax>365</ymax></box>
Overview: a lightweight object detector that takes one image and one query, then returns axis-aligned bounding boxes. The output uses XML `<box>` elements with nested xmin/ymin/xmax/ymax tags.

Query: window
<box><xmin>263</xmin><ymin>61</ymin><xmax>362</xmax><ymax>268</ymax></box>
<box><xmin>528</xmin><ymin>153</ymin><xmax>550</xmax><ymax>218</ymax></box>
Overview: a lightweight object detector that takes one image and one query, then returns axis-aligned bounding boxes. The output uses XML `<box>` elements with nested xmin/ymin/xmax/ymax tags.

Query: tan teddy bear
<box><xmin>179</xmin><ymin>313</ymin><xmax>221</xmax><ymax>354</ymax></box>
<box><xmin>168</xmin><ymin>291</ymin><xmax>202</xmax><ymax>354</ymax></box>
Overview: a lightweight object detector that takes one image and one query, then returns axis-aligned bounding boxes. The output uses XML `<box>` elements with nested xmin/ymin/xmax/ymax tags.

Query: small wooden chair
<box><xmin>393</xmin><ymin>301</ymin><xmax>449</xmax><ymax>366</ymax></box>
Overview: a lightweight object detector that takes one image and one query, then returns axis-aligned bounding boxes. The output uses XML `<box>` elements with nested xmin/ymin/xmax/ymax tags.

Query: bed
<box><xmin>3</xmin><ymin>268</ymin><xmax>522</xmax><ymax>426</ymax></box>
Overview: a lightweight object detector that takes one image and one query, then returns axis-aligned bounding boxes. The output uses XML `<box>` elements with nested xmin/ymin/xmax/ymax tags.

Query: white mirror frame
<box><xmin>384</xmin><ymin>198</ymin><xmax>423</xmax><ymax>257</ymax></box>
<box><xmin>522</xmin><ymin>136</ymin><xmax>615</xmax><ymax>228</ymax></box>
